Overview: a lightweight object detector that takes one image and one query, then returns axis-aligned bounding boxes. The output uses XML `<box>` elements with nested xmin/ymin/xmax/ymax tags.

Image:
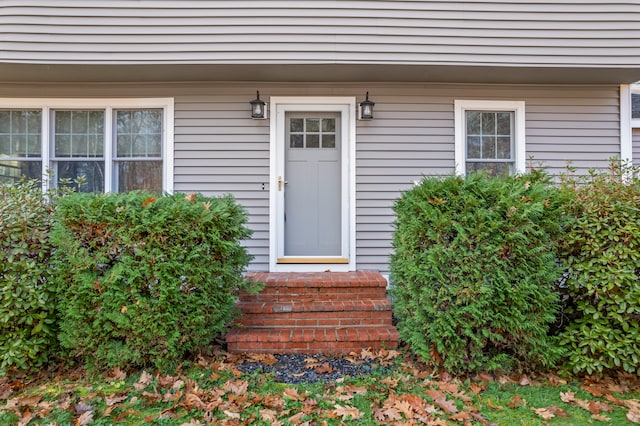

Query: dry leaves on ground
<box><xmin>3</xmin><ymin>351</ymin><xmax>640</xmax><ymax>425</ymax></box>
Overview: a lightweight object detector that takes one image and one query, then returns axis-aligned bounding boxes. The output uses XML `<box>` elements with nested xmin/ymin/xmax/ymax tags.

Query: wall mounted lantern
<box><xmin>358</xmin><ymin>92</ymin><xmax>375</xmax><ymax>120</ymax></box>
<box><xmin>250</xmin><ymin>91</ymin><xmax>267</xmax><ymax>119</ymax></box>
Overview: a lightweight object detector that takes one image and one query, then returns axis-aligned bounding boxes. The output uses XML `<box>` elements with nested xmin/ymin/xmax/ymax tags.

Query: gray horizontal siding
<box><xmin>173</xmin><ymin>94</ymin><xmax>271</xmax><ymax>270</ymax></box>
<box><xmin>0</xmin><ymin>81</ymin><xmax>621</xmax><ymax>273</ymax></box>
<box><xmin>634</xmin><ymin>129</ymin><xmax>640</xmax><ymax>166</ymax></box>
<box><xmin>353</xmin><ymin>84</ymin><xmax>620</xmax><ymax>272</ymax></box>
<box><xmin>1</xmin><ymin>1</ymin><xmax>640</xmax><ymax>68</ymax></box>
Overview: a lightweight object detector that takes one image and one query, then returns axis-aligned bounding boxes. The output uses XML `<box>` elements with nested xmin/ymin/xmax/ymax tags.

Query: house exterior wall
<box><xmin>2</xmin><ymin>1</ymin><xmax>639</xmax><ymax>68</ymax></box>
<box><xmin>0</xmin><ymin>82</ymin><xmax>621</xmax><ymax>272</ymax></box>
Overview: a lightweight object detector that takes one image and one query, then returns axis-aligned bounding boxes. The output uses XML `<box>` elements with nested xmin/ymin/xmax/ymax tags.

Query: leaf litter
<box><xmin>2</xmin><ymin>349</ymin><xmax>640</xmax><ymax>425</ymax></box>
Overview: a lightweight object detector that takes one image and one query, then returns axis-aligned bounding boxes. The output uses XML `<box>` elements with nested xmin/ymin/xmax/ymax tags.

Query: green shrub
<box><xmin>0</xmin><ymin>180</ymin><xmax>61</xmax><ymax>374</ymax></box>
<box><xmin>558</xmin><ymin>162</ymin><xmax>640</xmax><ymax>375</ymax></box>
<box><xmin>390</xmin><ymin>172</ymin><xmax>565</xmax><ymax>374</ymax></box>
<box><xmin>51</xmin><ymin>191</ymin><xmax>254</xmax><ymax>370</ymax></box>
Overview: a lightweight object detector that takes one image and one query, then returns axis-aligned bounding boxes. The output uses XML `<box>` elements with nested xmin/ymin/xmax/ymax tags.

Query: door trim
<box><xmin>269</xmin><ymin>97</ymin><xmax>356</xmax><ymax>272</ymax></box>
<box><xmin>276</xmin><ymin>257</ymin><xmax>349</xmax><ymax>264</ymax></box>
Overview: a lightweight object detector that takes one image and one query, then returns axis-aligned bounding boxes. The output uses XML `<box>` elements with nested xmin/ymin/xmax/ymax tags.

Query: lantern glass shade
<box><xmin>359</xmin><ymin>92</ymin><xmax>375</xmax><ymax>120</ymax></box>
<box><xmin>250</xmin><ymin>91</ymin><xmax>266</xmax><ymax>119</ymax></box>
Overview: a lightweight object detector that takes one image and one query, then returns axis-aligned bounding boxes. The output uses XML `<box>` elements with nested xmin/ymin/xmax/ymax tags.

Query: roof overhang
<box><xmin>1</xmin><ymin>63</ymin><xmax>639</xmax><ymax>85</ymax></box>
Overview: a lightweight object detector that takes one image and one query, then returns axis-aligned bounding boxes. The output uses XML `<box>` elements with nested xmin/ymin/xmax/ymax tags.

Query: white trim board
<box><xmin>620</xmin><ymin>84</ymin><xmax>633</xmax><ymax>163</ymax></box>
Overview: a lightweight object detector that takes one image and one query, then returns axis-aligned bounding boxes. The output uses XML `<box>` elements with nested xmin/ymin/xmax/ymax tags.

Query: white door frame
<box><xmin>269</xmin><ymin>97</ymin><xmax>356</xmax><ymax>272</ymax></box>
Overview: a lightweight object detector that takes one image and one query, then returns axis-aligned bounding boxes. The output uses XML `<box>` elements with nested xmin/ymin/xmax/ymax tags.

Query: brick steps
<box><xmin>240</xmin><ymin>271</ymin><xmax>389</xmax><ymax>301</ymax></box>
<box><xmin>226</xmin><ymin>271</ymin><xmax>399</xmax><ymax>354</ymax></box>
<box><xmin>226</xmin><ymin>326</ymin><xmax>398</xmax><ymax>353</ymax></box>
<box><xmin>235</xmin><ymin>300</ymin><xmax>393</xmax><ymax>328</ymax></box>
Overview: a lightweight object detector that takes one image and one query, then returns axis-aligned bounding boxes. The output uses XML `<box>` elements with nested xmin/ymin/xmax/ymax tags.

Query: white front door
<box><xmin>270</xmin><ymin>98</ymin><xmax>356</xmax><ymax>272</ymax></box>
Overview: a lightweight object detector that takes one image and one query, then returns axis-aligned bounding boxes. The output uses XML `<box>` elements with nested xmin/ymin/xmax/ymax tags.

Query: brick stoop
<box><xmin>225</xmin><ymin>271</ymin><xmax>399</xmax><ymax>353</ymax></box>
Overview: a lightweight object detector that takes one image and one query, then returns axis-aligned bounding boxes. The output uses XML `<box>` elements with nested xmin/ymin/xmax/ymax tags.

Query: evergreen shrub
<box><xmin>0</xmin><ymin>180</ymin><xmax>64</xmax><ymax>374</ymax></box>
<box><xmin>390</xmin><ymin>172</ymin><xmax>565</xmax><ymax>374</ymax></box>
<box><xmin>51</xmin><ymin>191</ymin><xmax>253</xmax><ymax>370</ymax></box>
<box><xmin>558</xmin><ymin>162</ymin><xmax>640</xmax><ymax>374</ymax></box>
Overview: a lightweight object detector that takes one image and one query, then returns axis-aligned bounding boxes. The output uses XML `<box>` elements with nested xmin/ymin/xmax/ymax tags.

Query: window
<box><xmin>632</xmin><ymin>86</ymin><xmax>640</xmax><ymax>130</ymax></box>
<box><xmin>0</xmin><ymin>99</ymin><xmax>173</xmax><ymax>192</ymax></box>
<box><xmin>632</xmin><ymin>93</ymin><xmax>640</xmax><ymax>120</ymax></box>
<box><xmin>454</xmin><ymin>100</ymin><xmax>526</xmax><ymax>176</ymax></box>
<box><xmin>114</xmin><ymin>109</ymin><xmax>163</xmax><ymax>192</ymax></box>
<box><xmin>289</xmin><ymin>117</ymin><xmax>336</xmax><ymax>149</ymax></box>
<box><xmin>53</xmin><ymin>110</ymin><xmax>105</xmax><ymax>192</ymax></box>
<box><xmin>0</xmin><ymin>110</ymin><xmax>42</xmax><ymax>185</ymax></box>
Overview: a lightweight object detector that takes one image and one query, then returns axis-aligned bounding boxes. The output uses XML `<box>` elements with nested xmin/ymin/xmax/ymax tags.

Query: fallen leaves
<box><xmin>222</xmin><ymin>379</ymin><xmax>248</xmax><ymax>395</ymax></box>
<box><xmin>141</xmin><ymin>196</ymin><xmax>157</xmax><ymax>206</ymax></box>
<box><xmin>248</xmin><ymin>353</ymin><xmax>278</xmax><ymax>366</ymax></box>
<box><xmin>559</xmin><ymin>389</ymin><xmax>576</xmax><ymax>403</ymax></box>
<box><xmin>133</xmin><ymin>370</ymin><xmax>153</xmax><ymax>391</ymax></box>
<box><xmin>434</xmin><ymin>396</ymin><xmax>458</xmax><ymax>415</ymax></box>
<box><xmin>334</xmin><ymin>384</ymin><xmax>367</xmax><ymax>402</ymax></box>
<box><xmin>75</xmin><ymin>410</ymin><xmax>94</xmax><ymax>426</ymax></box>
<box><xmin>105</xmin><ymin>367</ymin><xmax>127</xmax><ymax>382</ymax></box>
<box><xmin>357</xmin><ymin>347</ymin><xmax>401</xmax><ymax>365</ymax></box>
<box><xmin>628</xmin><ymin>408</ymin><xmax>640</xmax><ymax>424</ymax></box>
<box><xmin>222</xmin><ymin>409</ymin><xmax>240</xmax><ymax>419</ymax></box>
<box><xmin>313</xmin><ymin>362</ymin><xmax>334</xmax><ymax>374</ymax></box>
<box><xmin>560</xmin><ymin>389</ymin><xmax>612</xmax><ymax>416</ymax></box>
<box><xmin>287</xmin><ymin>411</ymin><xmax>306</xmax><ymax>424</ymax></box>
<box><xmin>259</xmin><ymin>408</ymin><xmax>279</xmax><ymax>422</ymax></box>
<box><xmin>4</xmin><ymin>350</ymin><xmax>640</xmax><ymax>426</ymax></box>
<box><xmin>507</xmin><ymin>394</ymin><xmax>526</xmax><ymax>409</ymax></box>
<box><xmin>374</xmin><ymin>392</ymin><xmax>438</xmax><ymax>423</ymax></box>
<box><xmin>0</xmin><ymin>381</ymin><xmax>13</xmax><ymax>401</ymax></box>
<box><xmin>532</xmin><ymin>405</ymin><xmax>569</xmax><ymax>420</ymax></box>
<box><xmin>283</xmin><ymin>387</ymin><xmax>306</xmax><ymax>402</ymax></box>
<box><xmin>592</xmin><ymin>413</ymin><xmax>612</xmax><ymax>422</ymax></box>
<box><xmin>608</xmin><ymin>397</ymin><xmax>640</xmax><ymax>424</ymax></box>
<box><xmin>332</xmin><ymin>403</ymin><xmax>363</xmax><ymax>420</ymax></box>
<box><xmin>518</xmin><ymin>374</ymin><xmax>532</xmax><ymax>386</ymax></box>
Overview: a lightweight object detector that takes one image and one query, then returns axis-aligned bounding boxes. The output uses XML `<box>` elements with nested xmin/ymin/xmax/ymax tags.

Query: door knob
<box><xmin>278</xmin><ymin>176</ymin><xmax>289</xmax><ymax>191</ymax></box>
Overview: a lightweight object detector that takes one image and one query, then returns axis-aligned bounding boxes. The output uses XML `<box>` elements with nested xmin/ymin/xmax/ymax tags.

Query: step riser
<box><xmin>227</xmin><ymin>324</ymin><xmax>399</xmax><ymax>353</ymax></box>
<box><xmin>247</xmin><ymin>271</ymin><xmax>387</xmax><ymax>286</ymax></box>
<box><xmin>227</xmin><ymin>341</ymin><xmax>392</xmax><ymax>354</ymax></box>
<box><xmin>227</xmin><ymin>327</ymin><xmax>398</xmax><ymax>343</ymax></box>
<box><xmin>227</xmin><ymin>271</ymin><xmax>398</xmax><ymax>354</ymax></box>
<box><xmin>237</xmin><ymin>300</ymin><xmax>392</xmax><ymax>313</ymax></box>
<box><xmin>236</xmin><ymin>315</ymin><xmax>393</xmax><ymax>328</ymax></box>
<box><xmin>239</xmin><ymin>290</ymin><xmax>386</xmax><ymax>301</ymax></box>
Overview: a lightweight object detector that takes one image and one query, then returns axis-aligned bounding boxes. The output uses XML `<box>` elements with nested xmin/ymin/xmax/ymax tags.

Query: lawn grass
<box><xmin>1</xmin><ymin>349</ymin><xmax>639</xmax><ymax>425</ymax></box>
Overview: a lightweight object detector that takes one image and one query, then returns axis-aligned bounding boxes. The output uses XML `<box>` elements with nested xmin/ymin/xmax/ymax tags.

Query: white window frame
<box><xmin>0</xmin><ymin>98</ymin><xmax>174</xmax><ymax>193</ymax></box>
<box><xmin>454</xmin><ymin>100</ymin><xmax>526</xmax><ymax>176</ymax></box>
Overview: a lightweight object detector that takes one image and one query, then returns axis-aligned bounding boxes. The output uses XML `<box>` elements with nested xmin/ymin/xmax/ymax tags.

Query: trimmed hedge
<box><xmin>3</xmin><ymin>162</ymin><xmax>639</xmax><ymax>377</ymax></box>
<box><xmin>391</xmin><ymin>172</ymin><xmax>565</xmax><ymax>374</ymax></box>
<box><xmin>0</xmin><ymin>180</ymin><xmax>61</xmax><ymax>374</ymax></box>
<box><xmin>558</xmin><ymin>163</ymin><xmax>640</xmax><ymax>375</ymax></box>
<box><xmin>51</xmin><ymin>191</ymin><xmax>254</xmax><ymax>370</ymax></box>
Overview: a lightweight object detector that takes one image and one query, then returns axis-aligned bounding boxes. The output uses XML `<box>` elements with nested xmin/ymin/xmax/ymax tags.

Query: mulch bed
<box><xmin>235</xmin><ymin>353</ymin><xmax>393</xmax><ymax>384</ymax></box>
